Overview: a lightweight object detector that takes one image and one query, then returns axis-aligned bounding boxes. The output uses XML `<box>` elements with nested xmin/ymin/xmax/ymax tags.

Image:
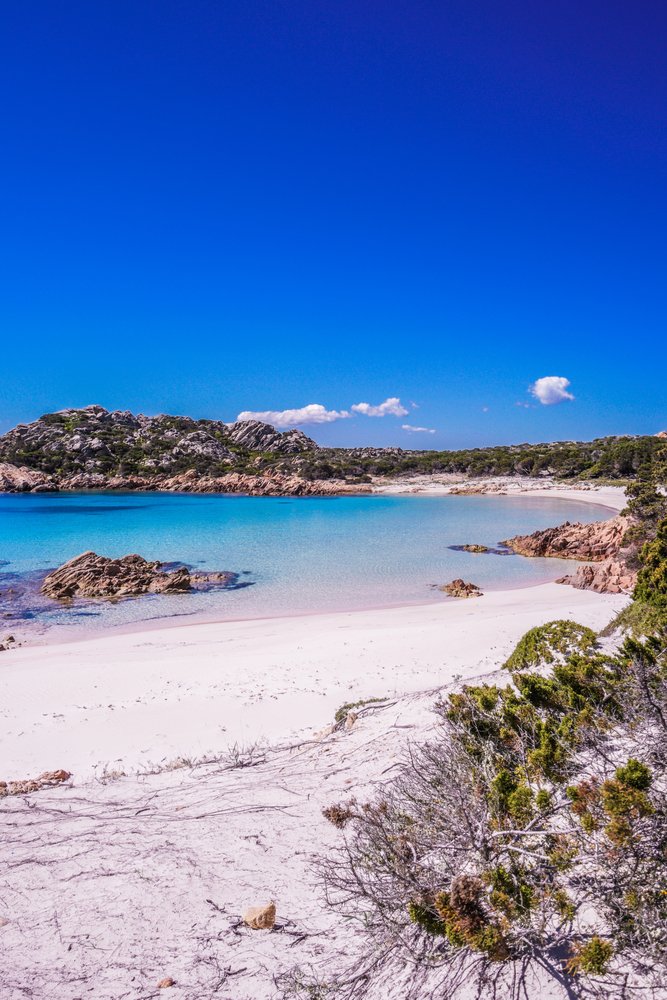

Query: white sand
<box><xmin>1</xmin><ymin>577</ymin><xmax>628</xmax><ymax>1000</ymax></box>
<box><xmin>1</xmin><ymin>581</ymin><xmax>626</xmax><ymax>782</ymax></box>
<box><xmin>374</xmin><ymin>475</ymin><xmax>628</xmax><ymax>510</ymax></box>
<box><xmin>0</xmin><ymin>483</ymin><xmax>633</xmax><ymax>999</ymax></box>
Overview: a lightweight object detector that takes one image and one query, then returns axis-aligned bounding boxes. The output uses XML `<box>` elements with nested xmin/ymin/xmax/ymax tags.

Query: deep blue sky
<box><xmin>1</xmin><ymin>1</ymin><xmax>664</xmax><ymax>447</ymax></box>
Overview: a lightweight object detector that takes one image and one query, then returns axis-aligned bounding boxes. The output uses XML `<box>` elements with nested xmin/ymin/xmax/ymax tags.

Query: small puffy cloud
<box><xmin>236</xmin><ymin>404</ymin><xmax>350</xmax><ymax>428</ymax></box>
<box><xmin>482</xmin><ymin>406</ymin><xmax>489</xmax><ymax>413</ymax></box>
<box><xmin>402</xmin><ymin>423</ymin><xmax>436</xmax><ymax>434</ymax></box>
<box><xmin>529</xmin><ymin>376</ymin><xmax>575</xmax><ymax>406</ymax></box>
<box><xmin>351</xmin><ymin>396</ymin><xmax>408</xmax><ymax>418</ymax></box>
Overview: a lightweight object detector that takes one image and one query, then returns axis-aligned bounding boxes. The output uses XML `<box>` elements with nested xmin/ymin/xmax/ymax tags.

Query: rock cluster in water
<box><xmin>439</xmin><ymin>579</ymin><xmax>483</xmax><ymax>598</ymax></box>
<box><xmin>53</xmin><ymin>468</ymin><xmax>358</xmax><ymax>496</ymax></box>
<box><xmin>41</xmin><ymin>551</ymin><xmax>237</xmax><ymax>600</ymax></box>
<box><xmin>448</xmin><ymin>543</ymin><xmax>514</xmax><ymax>555</ymax></box>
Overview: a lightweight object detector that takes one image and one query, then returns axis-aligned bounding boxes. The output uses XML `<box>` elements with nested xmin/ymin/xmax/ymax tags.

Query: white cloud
<box><xmin>529</xmin><ymin>376</ymin><xmax>575</xmax><ymax>406</ymax></box>
<box><xmin>351</xmin><ymin>396</ymin><xmax>408</xmax><ymax>418</ymax></box>
<box><xmin>236</xmin><ymin>404</ymin><xmax>350</xmax><ymax>428</ymax></box>
<box><xmin>402</xmin><ymin>423</ymin><xmax>436</xmax><ymax>434</ymax></box>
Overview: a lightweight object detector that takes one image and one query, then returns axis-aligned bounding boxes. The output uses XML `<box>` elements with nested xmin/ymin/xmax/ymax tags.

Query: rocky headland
<box><xmin>41</xmin><ymin>551</ymin><xmax>239</xmax><ymax>600</ymax></box>
<box><xmin>502</xmin><ymin>515</ymin><xmax>636</xmax><ymax>594</ymax></box>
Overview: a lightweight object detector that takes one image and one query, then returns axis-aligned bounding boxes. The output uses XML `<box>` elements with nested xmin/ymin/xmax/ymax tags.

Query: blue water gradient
<box><xmin>0</xmin><ymin>491</ymin><xmax>611</xmax><ymax>635</ymax></box>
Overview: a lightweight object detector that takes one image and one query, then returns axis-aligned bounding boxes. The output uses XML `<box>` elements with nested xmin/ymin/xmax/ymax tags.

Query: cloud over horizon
<box><xmin>237</xmin><ymin>395</ymin><xmax>413</xmax><ymax>430</ymax></box>
<box><xmin>236</xmin><ymin>403</ymin><xmax>350</xmax><ymax>427</ymax></box>
<box><xmin>351</xmin><ymin>397</ymin><xmax>408</xmax><ymax>417</ymax></box>
<box><xmin>402</xmin><ymin>423</ymin><xmax>436</xmax><ymax>434</ymax></box>
<box><xmin>529</xmin><ymin>376</ymin><xmax>575</xmax><ymax>406</ymax></box>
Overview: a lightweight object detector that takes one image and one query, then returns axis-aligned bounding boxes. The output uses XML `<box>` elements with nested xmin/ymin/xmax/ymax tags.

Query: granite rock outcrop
<box><xmin>502</xmin><ymin>516</ymin><xmax>629</xmax><ymax>562</ymax></box>
<box><xmin>0</xmin><ymin>462</ymin><xmax>54</xmax><ymax>492</ymax></box>
<box><xmin>0</xmin><ymin>406</ymin><xmax>316</xmax><ymax>481</ymax></box>
<box><xmin>41</xmin><ymin>551</ymin><xmax>236</xmax><ymax>600</ymax></box>
<box><xmin>502</xmin><ymin>515</ymin><xmax>637</xmax><ymax>594</ymax></box>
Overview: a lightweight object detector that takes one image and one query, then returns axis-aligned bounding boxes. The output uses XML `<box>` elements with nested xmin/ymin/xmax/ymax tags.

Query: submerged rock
<box><xmin>439</xmin><ymin>579</ymin><xmax>483</xmax><ymax>598</ymax></box>
<box><xmin>41</xmin><ymin>551</ymin><xmax>237</xmax><ymax>600</ymax></box>
<box><xmin>448</xmin><ymin>543</ymin><xmax>514</xmax><ymax>555</ymax></box>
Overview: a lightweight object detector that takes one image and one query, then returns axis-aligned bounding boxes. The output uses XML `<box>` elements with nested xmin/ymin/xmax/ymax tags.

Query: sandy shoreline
<box><xmin>0</xmin><ymin>482</ymin><xmax>628</xmax><ymax>782</ymax></box>
<box><xmin>4</xmin><ymin>479</ymin><xmax>626</xmax><ymax>650</ymax></box>
<box><xmin>1</xmin><ymin>580</ymin><xmax>627</xmax><ymax>782</ymax></box>
<box><xmin>375</xmin><ymin>476</ymin><xmax>628</xmax><ymax>512</ymax></box>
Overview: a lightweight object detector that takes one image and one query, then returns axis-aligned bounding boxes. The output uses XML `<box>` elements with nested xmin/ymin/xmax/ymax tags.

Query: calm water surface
<box><xmin>0</xmin><ymin>491</ymin><xmax>612</xmax><ymax>636</ymax></box>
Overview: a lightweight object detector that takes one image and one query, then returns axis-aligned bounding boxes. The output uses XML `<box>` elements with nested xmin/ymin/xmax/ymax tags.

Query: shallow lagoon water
<box><xmin>0</xmin><ymin>491</ymin><xmax>612</xmax><ymax>636</ymax></box>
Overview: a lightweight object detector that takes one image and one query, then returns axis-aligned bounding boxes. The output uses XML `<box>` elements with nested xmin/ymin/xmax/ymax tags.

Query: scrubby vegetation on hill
<box><xmin>0</xmin><ymin>405</ymin><xmax>315</xmax><ymax>479</ymax></box>
<box><xmin>0</xmin><ymin>405</ymin><xmax>664</xmax><ymax>484</ymax></box>
<box><xmin>306</xmin><ymin>433</ymin><xmax>666</xmax><ymax>482</ymax></box>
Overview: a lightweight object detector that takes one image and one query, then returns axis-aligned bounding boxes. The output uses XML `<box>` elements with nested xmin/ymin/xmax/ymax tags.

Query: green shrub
<box><xmin>569</xmin><ymin>936</ymin><xmax>614</xmax><ymax>975</ymax></box>
<box><xmin>504</xmin><ymin>621</ymin><xmax>597</xmax><ymax>671</ymax></box>
<box><xmin>634</xmin><ymin>518</ymin><xmax>667</xmax><ymax>608</ymax></box>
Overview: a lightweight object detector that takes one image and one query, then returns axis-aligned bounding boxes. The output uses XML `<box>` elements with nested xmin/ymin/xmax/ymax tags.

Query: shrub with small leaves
<box><xmin>568</xmin><ymin>936</ymin><xmax>614</xmax><ymax>975</ymax></box>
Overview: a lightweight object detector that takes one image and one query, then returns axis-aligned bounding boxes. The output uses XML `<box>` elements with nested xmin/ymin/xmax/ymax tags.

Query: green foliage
<box><xmin>601</xmin><ymin>599</ymin><xmax>667</xmax><ymax>637</ymax></box>
<box><xmin>2</xmin><ymin>407</ymin><xmax>666</xmax><ymax>485</ymax></box>
<box><xmin>407</xmin><ymin>900</ymin><xmax>446</xmax><ymax>937</ymax></box>
<box><xmin>504</xmin><ymin>620</ymin><xmax>598</xmax><ymax>671</ymax></box>
<box><xmin>486</xmin><ymin>864</ymin><xmax>535</xmax><ymax>918</ymax></box>
<box><xmin>634</xmin><ymin>518</ymin><xmax>667</xmax><ymax>608</ymax></box>
<box><xmin>569</xmin><ymin>937</ymin><xmax>614</xmax><ymax>975</ymax></box>
<box><xmin>615</xmin><ymin>758</ymin><xmax>652</xmax><ymax>791</ymax></box>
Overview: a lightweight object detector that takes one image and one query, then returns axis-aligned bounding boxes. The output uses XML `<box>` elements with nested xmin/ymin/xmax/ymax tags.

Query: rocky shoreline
<box><xmin>0</xmin><ymin>462</ymin><xmax>364</xmax><ymax>497</ymax></box>
<box><xmin>502</xmin><ymin>514</ymin><xmax>636</xmax><ymax>594</ymax></box>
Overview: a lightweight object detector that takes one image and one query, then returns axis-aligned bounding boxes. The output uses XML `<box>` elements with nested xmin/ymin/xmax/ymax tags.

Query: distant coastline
<box><xmin>0</xmin><ymin>405</ymin><xmax>663</xmax><ymax>497</ymax></box>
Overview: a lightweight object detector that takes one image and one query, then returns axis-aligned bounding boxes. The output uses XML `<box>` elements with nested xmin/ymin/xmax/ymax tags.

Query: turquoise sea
<box><xmin>0</xmin><ymin>491</ymin><xmax>612</xmax><ymax>636</ymax></box>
